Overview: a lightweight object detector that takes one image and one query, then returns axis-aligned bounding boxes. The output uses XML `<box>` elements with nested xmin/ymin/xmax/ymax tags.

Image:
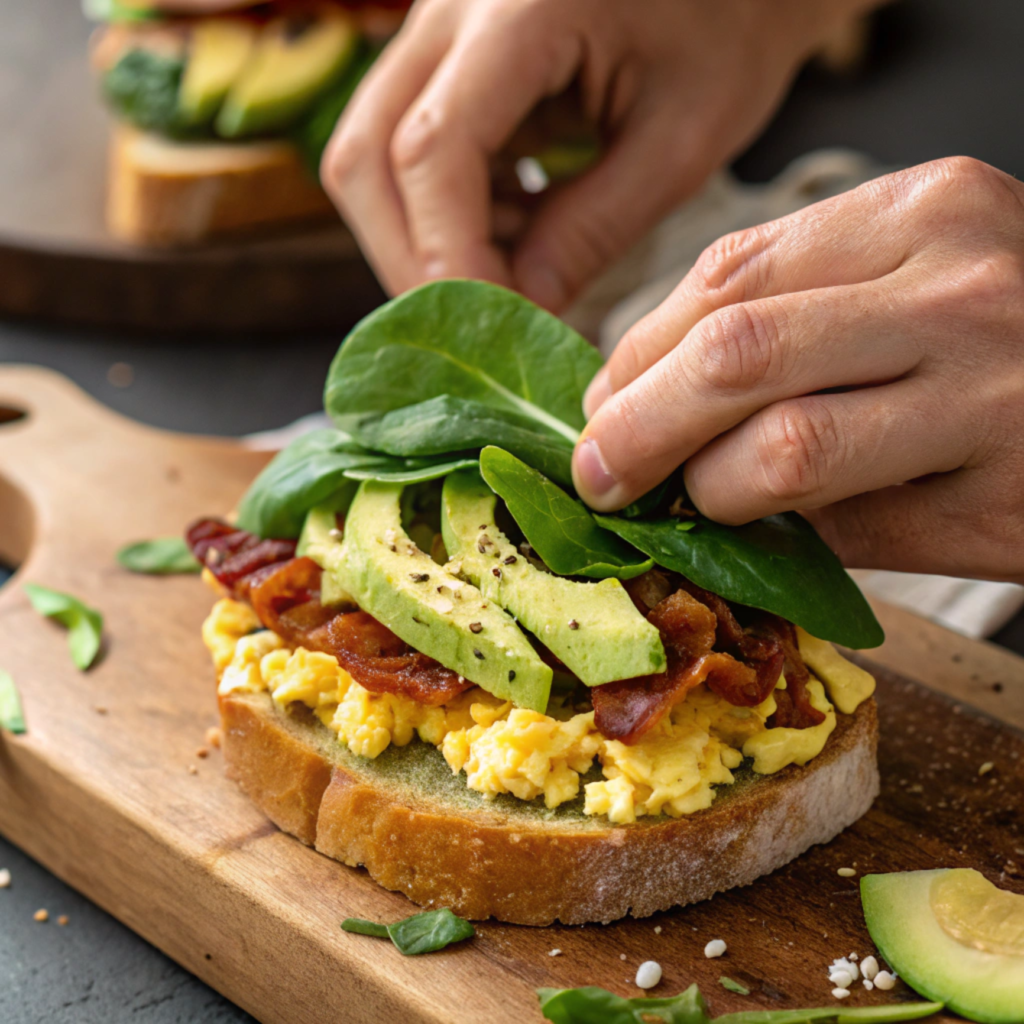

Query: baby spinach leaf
<box><xmin>340</xmin><ymin>918</ymin><xmax>389</xmax><ymax>939</ymax></box>
<box><xmin>350</xmin><ymin>395</ymin><xmax>576</xmax><ymax>487</ymax></box>
<box><xmin>719</xmin><ymin>978</ymin><xmax>751</xmax><ymax>996</ymax></box>
<box><xmin>386</xmin><ymin>908</ymin><xmax>475</xmax><ymax>955</ymax></box>
<box><xmin>116</xmin><ymin>537</ymin><xmax>201</xmax><ymax>575</ymax></box>
<box><xmin>23</xmin><ymin>584</ymin><xmax>104</xmax><ymax>671</ymax></box>
<box><xmin>717</xmin><ymin>1003</ymin><xmax>944</xmax><ymax>1024</ymax></box>
<box><xmin>479</xmin><ymin>447</ymin><xmax>652</xmax><ymax>580</ymax></box>
<box><xmin>0</xmin><ymin>670</ymin><xmax>26</xmax><ymax>734</ymax></box>
<box><xmin>343</xmin><ymin>455</ymin><xmax>479</xmax><ymax>485</ymax></box>
<box><xmin>341</xmin><ymin>909</ymin><xmax>475</xmax><ymax>954</ymax></box>
<box><xmin>325</xmin><ymin>279</ymin><xmax>602</xmax><ymax>441</ymax></box>
<box><xmin>595</xmin><ymin>513</ymin><xmax>883</xmax><ymax>649</ymax></box>
<box><xmin>538</xmin><ymin>983</ymin><xmax>711</xmax><ymax>1024</ymax></box>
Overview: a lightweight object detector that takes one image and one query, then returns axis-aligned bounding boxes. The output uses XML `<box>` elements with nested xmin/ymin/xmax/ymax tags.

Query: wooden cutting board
<box><xmin>1</xmin><ymin>365</ymin><xmax>1022</xmax><ymax>1024</ymax></box>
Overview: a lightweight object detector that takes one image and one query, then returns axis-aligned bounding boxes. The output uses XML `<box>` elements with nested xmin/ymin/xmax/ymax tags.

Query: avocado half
<box><xmin>862</xmin><ymin>869</ymin><xmax>1024</xmax><ymax>1024</ymax></box>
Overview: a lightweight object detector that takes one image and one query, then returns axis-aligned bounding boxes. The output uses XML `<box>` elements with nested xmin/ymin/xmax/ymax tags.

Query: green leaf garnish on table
<box><xmin>341</xmin><ymin>908</ymin><xmax>475</xmax><ymax>955</ymax></box>
<box><xmin>720</xmin><ymin>978</ymin><xmax>751</xmax><ymax>996</ymax></box>
<box><xmin>538</xmin><ymin>984</ymin><xmax>943</xmax><ymax>1024</ymax></box>
<box><xmin>23</xmin><ymin>584</ymin><xmax>104</xmax><ymax>671</ymax></box>
<box><xmin>0</xmin><ymin>669</ymin><xmax>26</xmax><ymax>734</ymax></box>
<box><xmin>596</xmin><ymin>512</ymin><xmax>883</xmax><ymax>649</ymax></box>
<box><xmin>116</xmin><ymin>537</ymin><xmax>201</xmax><ymax>575</ymax></box>
<box><xmin>479</xmin><ymin>447</ymin><xmax>652</xmax><ymax>580</ymax></box>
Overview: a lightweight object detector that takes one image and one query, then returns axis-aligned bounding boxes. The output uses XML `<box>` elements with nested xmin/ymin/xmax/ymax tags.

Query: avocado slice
<box><xmin>179</xmin><ymin>18</ymin><xmax>256</xmax><ymax>126</ymax></box>
<box><xmin>308</xmin><ymin>482</ymin><xmax>553</xmax><ymax>712</ymax></box>
<box><xmin>216</xmin><ymin>6</ymin><xmax>358</xmax><ymax>138</ymax></box>
<box><xmin>441</xmin><ymin>469</ymin><xmax>666</xmax><ymax>686</ymax></box>
<box><xmin>297</xmin><ymin>505</ymin><xmax>355</xmax><ymax>609</ymax></box>
<box><xmin>862</xmin><ymin>869</ymin><xmax>1024</xmax><ymax>1024</ymax></box>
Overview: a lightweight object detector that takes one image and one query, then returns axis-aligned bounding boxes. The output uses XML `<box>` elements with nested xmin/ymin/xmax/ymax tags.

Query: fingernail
<box><xmin>519</xmin><ymin>263</ymin><xmax>567</xmax><ymax>312</ymax></box>
<box><xmin>573</xmin><ymin>437</ymin><xmax>619</xmax><ymax>506</ymax></box>
<box><xmin>583</xmin><ymin>368</ymin><xmax>612</xmax><ymax>420</ymax></box>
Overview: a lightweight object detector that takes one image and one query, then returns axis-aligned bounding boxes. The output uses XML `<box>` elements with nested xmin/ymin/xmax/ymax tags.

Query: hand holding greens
<box><xmin>341</xmin><ymin>908</ymin><xmax>475</xmax><ymax>955</ymax></box>
<box><xmin>24</xmin><ymin>584</ymin><xmax>104</xmax><ymax>671</ymax></box>
<box><xmin>117</xmin><ymin>537</ymin><xmax>201</xmax><ymax>575</ymax></box>
<box><xmin>0</xmin><ymin>670</ymin><xmax>26</xmax><ymax>734</ymax></box>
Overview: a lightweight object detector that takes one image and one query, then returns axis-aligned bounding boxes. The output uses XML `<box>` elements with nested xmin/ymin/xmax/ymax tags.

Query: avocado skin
<box><xmin>307</xmin><ymin>484</ymin><xmax>553</xmax><ymax>712</ymax></box>
<box><xmin>441</xmin><ymin>469</ymin><xmax>666</xmax><ymax>687</ymax></box>
<box><xmin>862</xmin><ymin>870</ymin><xmax>1024</xmax><ymax>1024</ymax></box>
<box><xmin>216</xmin><ymin>7</ymin><xmax>358</xmax><ymax>139</ymax></box>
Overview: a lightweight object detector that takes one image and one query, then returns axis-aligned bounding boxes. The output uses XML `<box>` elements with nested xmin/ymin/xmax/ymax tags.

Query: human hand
<box><xmin>321</xmin><ymin>0</ymin><xmax>869</xmax><ymax>311</ymax></box>
<box><xmin>574</xmin><ymin>157</ymin><xmax>1024</xmax><ymax>582</ymax></box>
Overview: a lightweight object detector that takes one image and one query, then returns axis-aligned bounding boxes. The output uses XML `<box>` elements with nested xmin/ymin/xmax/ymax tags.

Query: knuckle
<box><xmin>321</xmin><ymin>125</ymin><xmax>370</xmax><ymax>192</ymax></box>
<box><xmin>691</xmin><ymin>225</ymin><xmax>770</xmax><ymax>300</ymax></box>
<box><xmin>610</xmin><ymin>390</ymin><xmax>666</xmax><ymax>467</ymax></box>
<box><xmin>753</xmin><ymin>398</ymin><xmax>843</xmax><ymax>505</ymax></box>
<box><xmin>686</xmin><ymin>301</ymin><xmax>785</xmax><ymax>395</ymax></box>
<box><xmin>390</xmin><ymin>104</ymin><xmax>449</xmax><ymax>174</ymax></box>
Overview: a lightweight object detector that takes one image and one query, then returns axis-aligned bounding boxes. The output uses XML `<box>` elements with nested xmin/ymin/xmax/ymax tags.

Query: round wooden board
<box><xmin>0</xmin><ymin>0</ymin><xmax>384</xmax><ymax>334</ymax></box>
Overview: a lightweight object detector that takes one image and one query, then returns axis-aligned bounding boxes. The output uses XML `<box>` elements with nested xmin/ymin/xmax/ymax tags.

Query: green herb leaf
<box><xmin>386</xmin><ymin>908</ymin><xmax>475</xmax><ymax>955</ymax></box>
<box><xmin>538</xmin><ymin>983</ymin><xmax>711</xmax><ymax>1024</ymax></box>
<box><xmin>719</xmin><ymin>978</ymin><xmax>751</xmax><ymax>996</ymax></box>
<box><xmin>595</xmin><ymin>513</ymin><xmax>883</xmax><ymax>649</ymax></box>
<box><xmin>116</xmin><ymin>537</ymin><xmax>201</xmax><ymax>575</ymax></box>
<box><xmin>343</xmin><ymin>455</ymin><xmax>479</xmax><ymax>484</ymax></box>
<box><xmin>479</xmin><ymin>447</ymin><xmax>652</xmax><ymax>580</ymax></box>
<box><xmin>340</xmin><ymin>918</ymin><xmax>390</xmax><ymax>939</ymax></box>
<box><xmin>0</xmin><ymin>669</ymin><xmax>26</xmax><ymax>734</ymax></box>
<box><xmin>23</xmin><ymin>584</ymin><xmax>104</xmax><ymax>670</ymax></box>
<box><xmin>716</xmin><ymin>1002</ymin><xmax>944</xmax><ymax>1024</ymax></box>
<box><xmin>325</xmin><ymin>279</ymin><xmax>602</xmax><ymax>443</ymax></box>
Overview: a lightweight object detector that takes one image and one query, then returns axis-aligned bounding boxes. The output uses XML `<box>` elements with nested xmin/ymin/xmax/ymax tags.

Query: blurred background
<box><xmin>2</xmin><ymin>0</ymin><xmax>1023</xmax><ymax>1020</ymax></box>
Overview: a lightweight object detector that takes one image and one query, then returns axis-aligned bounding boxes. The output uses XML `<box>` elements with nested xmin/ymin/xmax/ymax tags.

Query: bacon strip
<box><xmin>186</xmin><ymin>518</ymin><xmax>297</xmax><ymax>600</ymax></box>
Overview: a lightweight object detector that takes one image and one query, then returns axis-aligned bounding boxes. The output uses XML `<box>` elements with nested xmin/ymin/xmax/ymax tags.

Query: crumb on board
<box><xmin>837</xmin><ymin>867</ymin><xmax>856</xmax><ymax>877</ymax></box>
<box><xmin>654</xmin><ymin>925</ymin><xmax>662</xmax><ymax>934</ymax></box>
<box><xmin>188</xmin><ymin>765</ymin><xmax>198</xmax><ymax>775</ymax></box>
<box><xmin>196</xmin><ymin>747</ymin><xmax>209</xmax><ymax>759</ymax></box>
<box><xmin>548</xmin><ymin>949</ymin><xmax>562</xmax><ymax>957</ymax></box>
<box><xmin>57</xmin><ymin>915</ymin><xmax>69</xmax><ymax>927</ymax></box>
<box><xmin>205</xmin><ymin>727</ymin><xmax>222</xmax><ymax>749</ymax></box>
<box><xmin>704</xmin><ymin>939</ymin><xmax>727</xmax><ymax>958</ymax></box>
<box><xmin>0</xmin><ymin>868</ymin><xmax>10</xmax><ymax>888</ymax></box>
<box><xmin>979</xmin><ymin>762</ymin><xmax>995</xmax><ymax>776</ymax></box>
<box><xmin>94</xmin><ymin>706</ymin><xmax>108</xmax><ymax>715</ymax></box>
<box><xmin>34</xmin><ymin>909</ymin><xmax>48</xmax><ymax>923</ymax></box>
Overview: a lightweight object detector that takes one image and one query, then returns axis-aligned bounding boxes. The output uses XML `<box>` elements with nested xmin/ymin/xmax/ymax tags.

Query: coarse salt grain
<box><xmin>829</xmin><ymin>970</ymin><xmax>853</xmax><ymax>989</ymax></box>
<box><xmin>863</xmin><ymin>980</ymin><xmax>874</xmax><ymax>991</ymax></box>
<box><xmin>837</xmin><ymin>868</ymin><xmax>856</xmax><ymax>878</ymax></box>
<box><xmin>635</xmin><ymin>961</ymin><xmax>662</xmax><ymax>989</ymax></box>
<box><xmin>861</xmin><ymin>955</ymin><xmax>879</xmax><ymax>981</ymax></box>
<box><xmin>0</xmin><ymin>868</ymin><xmax>10</xmax><ymax>888</ymax></box>
<box><xmin>704</xmin><ymin>939</ymin><xmax>727</xmax><ymax>958</ymax></box>
<box><xmin>874</xmin><ymin>971</ymin><xmax>896</xmax><ymax>990</ymax></box>
<box><xmin>849</xmin><ymin>952</ymin><xmax>859</xmax><ymax>961</ymax></box>
<box><xmin>831</xmin><ymin>988</ymin><xmax>851</xmax><ymax>1000</ymax></box>
<box><xmin>548</xmin><ymin>949</ymin><xmax>562</xmax><ymax>957</ymax></box>
<box><xmin>831</xmin><ymin>957</ymin><xmax>860</xmax><ymax>982</ymax></box>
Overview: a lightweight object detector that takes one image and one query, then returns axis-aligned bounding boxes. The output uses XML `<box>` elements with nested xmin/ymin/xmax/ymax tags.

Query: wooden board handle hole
<box><xmin>0</xmin><ymin>473</ymin><xmax>33</xmax><ymax>577</ymax></box>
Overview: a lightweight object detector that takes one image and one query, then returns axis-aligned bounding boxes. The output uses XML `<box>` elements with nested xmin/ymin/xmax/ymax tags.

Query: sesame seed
<box><xmin>831</xmin><ymin>988</ymin><xmax>851</xmax><ymax>1000</ymax></box>
<box><xmin>619</xmin><ymin>953</ymin><xmax>627</xmax><ymax>961</ymax></box>
<box><xmin>837</xmin><ymin>867</ymin><xmax>856</xmax><ymax>878</ymax></box>
<box><xmin>568</xmin><ymin>619</ymin><xmax>579</xmax><ymax>630</ymax></box>
<box><xmin>704</xmin><ymin>939</ymin><xmax>726</xmax><ymax>958</ymax></box>
<box><xmin>474</xmin><ymin>649</ymin><xmax>485</xmax><ymax>660</ymax></box>
<box><xmin>548</xmin><ymin>949</ymin><xmax>562</xmax><ymax>957</ymax></box>
<box><xmin>469</xmin><ymin>622</ymin><xmax>483</xmax><ymax>633</ymax></box>
<box><xmin>635</xmin><ymin>961</ymin><xmax>662</xmax><ymax>989</ymax></box>
<box><xmin>34</xmin><ymin>909</ymin><xmax>48</xmax><ymax>923</ymax></box>
<box><xmin>328</xmin><ymin>528</ymin><xmax>343</xmax><ymax>540</ymax></box>
<box><xmin>503</xmin><ymin>555</ymin><xmax>517</xmax><ymax>565</ymax></box>
<box><xmin>0</xmin><ymin>869</ymin><xmax>10</xmax><ymax>888</ymax></box>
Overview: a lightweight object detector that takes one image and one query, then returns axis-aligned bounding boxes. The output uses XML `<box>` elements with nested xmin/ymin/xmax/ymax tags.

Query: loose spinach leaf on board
<box><xmin>479</xmin><ymin>447</ymin><xmax>652</xmax><ymax>580</ymax></box>
<box><xmin>116</xmin><ymin>537</ymin><xmax>201</xmax><ymax>575</ymax></box>
<box><xmin>340</xmin><ymin>909</ymin><xmax>475</xmax><ymax>954</ymax></box>
<box><xmin>719</xmin><ymin>979</ymin><xmax>751</xmax><ymax>997</ymax></box>
<box><xmin>351</xmin><ymin>395</ymin><xmax>576</xmax><ymax>487</ymax></box>
<box><xmin>325</xmin><ymin>279</ymin><xmax>602</xmax><ymax>441</ymax></box>
<box><xmin>23</xmin><ymin>584</ymin><xmax>104</xmax><ymax>671</ymax></box>
<box><xmin>595</xmin><ymin>513</ymin><xmax>883</xmax><ymax>649</ymax></box>
<box><xmin>0</xmin><ymin>670</ymin><xmax>26</xmax><ymax>734</ymax></box>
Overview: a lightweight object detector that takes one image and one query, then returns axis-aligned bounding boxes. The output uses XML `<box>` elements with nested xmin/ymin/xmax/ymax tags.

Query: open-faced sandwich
<box><xmin>188</xmin><ymin>280</ymin><xmax>884</xmax><ymax>926</ymax></box>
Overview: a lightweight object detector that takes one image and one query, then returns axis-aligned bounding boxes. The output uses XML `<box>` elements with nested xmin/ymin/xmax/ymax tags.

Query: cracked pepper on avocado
<box><xmin>190</xmin><ymin>279</ymin><xmax>882</xmax><ymax>826</ymax></box>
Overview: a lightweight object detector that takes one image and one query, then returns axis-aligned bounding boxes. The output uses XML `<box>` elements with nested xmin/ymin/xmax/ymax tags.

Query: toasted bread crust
<box><xmin>107</xmin><ymin>126</ymin><xmax>335</xmax><ymax>245</ymax></box>
<box><xmin>220</xmin><ymin>691</ymin><xmax>879</xmax><ymax>925</ymax></box>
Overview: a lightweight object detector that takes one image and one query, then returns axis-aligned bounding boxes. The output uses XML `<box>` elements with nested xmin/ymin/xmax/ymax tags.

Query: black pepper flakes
<box><xmin>474</xmin><ymin>649</ymin><xmax>485</xmax><ymax>660</ymax></box>
<box><xmin>469</xmin><ymin>622</ymin><xmax>483</xmax><ymax>634</ymax></box>
<box><xmin>409</xmin><ymin>572</ymin><xmax>430</xmax><ymax>582</ymax></box>
<box><xmin>492</xmin><ymin>567</ymin><xmax>502</xmax><ymax>579</ymax></box>
<box><xmin>568</xmin><ymin>619</ymin><xmax>580</xmax><ymax>630</ymax></box>
<box><xmin>503</xmin><ymin>555</ymin><xmax>517</xmax><ymax>565</ymax></box>
<box><xmin>508</xmin><ymin>670</ymin><xmax>516</xmax><ymax>682</ymax></box>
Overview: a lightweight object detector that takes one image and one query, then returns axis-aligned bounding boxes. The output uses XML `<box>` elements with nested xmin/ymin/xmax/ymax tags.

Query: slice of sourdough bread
<box><xmin>220</xmin><ymin>689</ymin><xmax>879</xmax><ymax>925</ymax></box>
<box><xmin>107</xmin><ymin>125</ymin><xmax>335</xmax><ymax>244</ymax></box>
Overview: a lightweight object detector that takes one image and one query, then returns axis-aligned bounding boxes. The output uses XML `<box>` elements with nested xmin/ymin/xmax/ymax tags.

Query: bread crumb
<box><xmin>654</xmin><ymin>925</ymin><xmax>662</xmax><ymax>934</ymax></box>
<box><xmin>979</xmin><ymin>762</ymin><xmax>995</xmax><ymax>776</ymax></box>
<box><xmin>635</xmin><ymin>961</ymin><xmax>662</xmax><ymax>989</ymax></box>
<box><xmin>196</xmin><ymin>747</ymin><xmax>209</xmax><ymax>759</ymax></box>
<box><xmin>94</xmin><ymin>706</ymin><xmax>108</xmax><ymax>715</ymax></box>
<box><xmin>619</xmin><ymin>953</ymin><xmax>627</xmax><ymax>961</ymax></box>
<box><xmin>57</xmin><ymin>915</ymin><xmax>69</xmax><ymax>926</ymax></box>
<box><xmin>548</xmin><ymin>949</ymin><xmax>562</xmax><ymax>957</ymax></box>
<box><xmin>205</xmin><ymin>727</ymin><xmax>222</xmax><ymax>749</ymax></box>
<box><xmin>188</xmin><ymin>765</ymin><xmax>198</xmax><ymax>775</ymax></box>
<box><xmin>837</xmin><ymin>867</ymin><xmax>856</xmax><ymax>878</ymax></box>
<box><xmin>704</xmin><ymin>939</ymin><xmax>727</xmax><ymax>958</ymax></box>
<box><xmin>0</xmin><ymin>868</ymin><xmax>10</xmax><ymax>888</ymax></box>
<box><xmin>34</xmin><ymin>909</ymin><xmax>48</xmax><ymax>923</ymax></box>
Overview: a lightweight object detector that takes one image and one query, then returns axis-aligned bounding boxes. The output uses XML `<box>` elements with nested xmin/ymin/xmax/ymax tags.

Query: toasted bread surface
<box><xmin>107</xmin><ymin>126</ymin><xmax>334</xmax><ymax>245</ymax></box>
<box><xmin>220</xmin><ymin>690</ymin><xmax>879</xmax><ymax>925</ymax></box>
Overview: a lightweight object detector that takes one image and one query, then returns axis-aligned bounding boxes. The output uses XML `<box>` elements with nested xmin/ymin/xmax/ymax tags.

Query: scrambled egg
<box><xmin>205</xmin><ymin>598</ymin><xmax>873</xmax><ymax>825</ymax></box>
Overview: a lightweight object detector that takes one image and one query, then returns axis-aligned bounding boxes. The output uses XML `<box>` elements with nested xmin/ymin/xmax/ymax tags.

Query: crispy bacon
<box><xmin>186</xmin><ymin>518</ymin><xmax>297</xmax><ymax>600</ymax></box>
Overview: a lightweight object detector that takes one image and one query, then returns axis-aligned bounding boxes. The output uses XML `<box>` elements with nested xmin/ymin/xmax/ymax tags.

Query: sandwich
<box><xmin>188</xmin><ymin>279</ymin><xmax>884</xmax><ymax>926</ymax></box>
<box><xmin>87</xmin><ymin>0</ymin><xmax>409</xmax><ymax>244</ymax></box>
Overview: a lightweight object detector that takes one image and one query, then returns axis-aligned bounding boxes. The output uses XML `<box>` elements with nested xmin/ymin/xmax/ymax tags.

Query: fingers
<box><xmin>321</xmin><ymin>4</ymin><xmax>458</xmax><ymax>295</ymax></box>
<box><xmin>513</xmin><ymin>111</ymin><xmax>711</xmax><ymax>312</ymax></box>
<box><xmin>585</xmin><ymin>167</ymin><xmax>927</xmax><ymax>418</ymax></box>
<box><xmin>390</xmin><ymin>6</ymin><xmax>582</xmax><ymax>287</ymax></box>
<box><xmin>573</xmin><ymin>277</ymin><xmax>925</xmax><ymax>511</ymax></box>
<box><xmin>682</xmin><ymin>376</ymin><xmax>977</xmax><ymax>525</ymax></box>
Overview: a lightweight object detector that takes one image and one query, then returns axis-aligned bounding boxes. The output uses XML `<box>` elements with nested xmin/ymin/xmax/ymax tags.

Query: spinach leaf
<box><xmin>341</xmin><ymin>909</ymin><xmax>475</xmax><ymax>955</ymax></box>
<box><xmin>538</xmin><ymin>983</ymin><xmax>711</xmax><ymax>1024</ymax></box>
<box><xmin>596</xmin><ymin>513</ymin><xmax>883</xmax><ymax>649</ymax></box>
<box><xmin>343</xmin><ymin>455</ymin><xmax>479</xmax><ymax>484</ymax></box>
<box><xmin>23</xmin><ymin>584</ymin><xmax>104</xmax><ymax>671</ymax></box>
<box><xmin>717</xmin><ymin>1003</ymin><xmax>944</xmax><ymax>1024</ymax></box>
<box><xmin>719</xmin><ymin>979</ymin><xmax>751</xmax><ymax>996</ymax></box>
<box><xmin>117</xmin><ymin>537</ymin><xmax>201</xmax><ymax>575</ymax></box>
<box><xmin>386</xmin><ymin>908</ymin><xmax>475</xmax><ymax>955</ymax></box>
<box><xmin>351</xmin><ymin>396</ymin><xmax>575</xmax><ymax>487</ymax></box>
<box><xmin>479</xmin><ymin>447</ymin><xmax>652</xmax><ymax>580</ymax></box>
<box><xmin>325</xmin><ymin>279</ymin><xmax>602</xmax><ymax>441</ymax></box>
<box><xmin>340</xmin><ymin>918</ymin><xmax>389</xmax><ymax>938</ymax></box>
<box><xmin>0</xmin><ymin>670</ymin><xmax>26</xmax><ymax>734</ymax></box>
<box><xmin>235</xmin><ymin>429</ymin><xmax>386</xmax><ymax>539</ymax></box>
<box><xmin>104</xmin><ymin>49</ymin><xmax>188</xmax><ymax>136</ymax></box>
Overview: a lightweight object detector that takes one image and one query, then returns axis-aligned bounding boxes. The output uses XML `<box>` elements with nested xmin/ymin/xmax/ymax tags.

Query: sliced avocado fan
<box><xmin>179</xmin><ymin>18</ymin><xmax>257</xmax><ymax>127</ymax></box>
<box><xmin>441</xmin><ymin>468</ymin><xmax>665</xmax><ymax>686</ymax></box>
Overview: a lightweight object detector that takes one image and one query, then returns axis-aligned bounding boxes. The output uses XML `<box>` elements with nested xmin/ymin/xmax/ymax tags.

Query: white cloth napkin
<box><xmin>245</xmin><ymin>149</ymin><xmax>1024</xmax><ymax>640</ymax></box>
